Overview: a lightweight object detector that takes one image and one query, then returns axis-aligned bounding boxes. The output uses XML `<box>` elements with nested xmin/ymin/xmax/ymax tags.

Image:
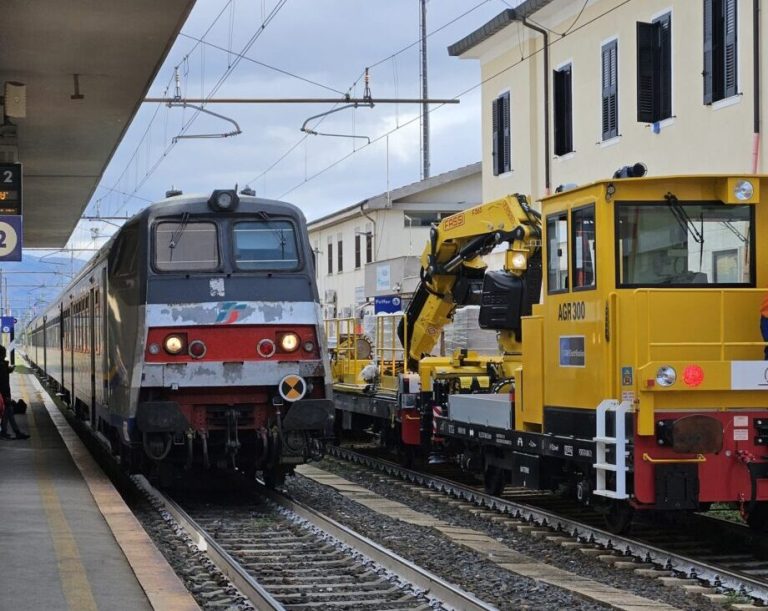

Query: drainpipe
<box><xmin>519</xmin><ymin>17</ymin><xmax>551</xmax><ymax>194</ymax></box>
<box><xmin>360</xmin><ymin>203</ymin><xmax>377</xmax><ymax>258</ymax></box>
<box><xmin>752</xmin><ymin>0</ymin><xmax>761</xmax><ymax>174</ymax></box>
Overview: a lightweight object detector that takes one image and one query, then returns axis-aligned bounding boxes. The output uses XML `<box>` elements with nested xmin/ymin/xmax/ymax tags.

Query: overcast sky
<box><xmin>64</xmin><ymin>0</ymin><xmax>513</xmax><ymax>249</ymax></box>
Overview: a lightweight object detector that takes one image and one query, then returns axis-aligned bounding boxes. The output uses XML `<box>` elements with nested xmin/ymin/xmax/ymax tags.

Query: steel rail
<box><xmin>133</xmin><ymin>475</ymin><xmax>286</xmax><ymax>611</ymax></box>
<box><xmin>260</xmin><ymin>485</ymin><xmax>497</xmax><ymax>611</ymax></box>
<box><xmin>331</xmin><ymin>446</ymin><xmax>768</xmax><ymax>603</ymax></box>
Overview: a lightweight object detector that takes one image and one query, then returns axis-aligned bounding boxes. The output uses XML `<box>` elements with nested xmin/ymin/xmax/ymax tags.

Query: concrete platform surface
<box><xmin>0</xmin><ymin>372</ymin><xmax>198</xmax><ymax>610</ymax></box>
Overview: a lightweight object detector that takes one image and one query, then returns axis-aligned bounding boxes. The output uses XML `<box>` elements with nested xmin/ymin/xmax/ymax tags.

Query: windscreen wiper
<box><xmin>665</xmin><ymin>193</ymin><xmax>703</xmax><ymax>244</ymax></box>
<box><xmin>168</xmin><ymin>211</ymin><xmax>190</xmax><ymax>260</ymax></box>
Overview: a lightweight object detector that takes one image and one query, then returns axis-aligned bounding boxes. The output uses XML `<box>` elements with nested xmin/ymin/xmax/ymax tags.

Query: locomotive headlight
<box><xmin>164</xmin><ymin>334</ymin><xmax>186</xmax><ymax>355</ymax></box>
<box><xmin>734</xmin><ymin>180</ymin><xmax>754</xmax><ymax>201</ymax></box>
<box><xmin>208</xmin><ymin>189</ymin><xmax>239</xmax><ymax>212</ymax></box>
<box><xmin>280</xmin><ymin>332</ymin><xmax>300</xmax><ymax>352</ymax></box>
<box><xmin>655</xmin><ymin>365</ymin><xmax>677</xmax><ymax>387</ymax></box>
<box><xmin>303</xmin><ymin>340</ymin><xmax>315</xmax><ymax>352</ymax></box>
<box><xmin>148</xmin><ymin>343</ymin><xmax>161</xmax><ymax>355</ymax></box>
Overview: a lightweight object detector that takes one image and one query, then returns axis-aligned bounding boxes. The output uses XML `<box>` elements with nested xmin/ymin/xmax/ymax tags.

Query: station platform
<box><xmin>0</xmin><ymin>370</ymin><xmax>198</xmax><ymax>610</ymax></box>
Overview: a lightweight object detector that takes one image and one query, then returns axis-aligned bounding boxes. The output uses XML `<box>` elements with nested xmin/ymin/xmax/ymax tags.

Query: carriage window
<box><xmin>547</xmin><ymin>212</ymin><xmax>569</xmax><ymax>293</ymax></box>
<box><xmin>155</xmin><ymin>221</ymin><xmax>219</xmax><ymax>272</ymax></box>
<box><xmin>616</xmin><ymin>202</ymin><xmax>753</xmax><ymax>286</ymax></box>
<box><xmin>572</xmin><ymin>205</ymin><xmax>596</xmax><ymax>290</ymax></box>
<box><xmin>233</xmin><ymin>220</ymin><xmax>299</xmax><ymax>270</ymax></box>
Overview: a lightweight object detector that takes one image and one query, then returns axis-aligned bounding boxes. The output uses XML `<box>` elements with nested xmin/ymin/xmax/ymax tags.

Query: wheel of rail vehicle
<box><xmin>603</xmin><ymin>500</ymin><xmax>634</xmax><ymax>534</ymax></box>
<box><xmin>483</xmin><ymin>464</ymin><xmax>505</xmax><ymax>497</ymax></box>
<box><xmin>746</xmin><ymin>502</ymin><xmax>768</xmax><ymax>531</ymax></box>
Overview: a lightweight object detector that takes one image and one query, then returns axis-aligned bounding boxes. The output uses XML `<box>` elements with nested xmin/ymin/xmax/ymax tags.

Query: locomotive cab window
<box><xmin>155</xmin><ymin>221</ymin><xmax>219</xmax><ymax>272</ymax></box>
<box><xmin>233</xmin><ymin>220</ymin><xmax>299</xmax><ymax>270</ymax></box>
<box><xmin>572</xmin><ymin>205</ymin><xmax>596</xmax><ymax>290</ymax></box>
<box><xmin>547</xmin><ymin>212</ymin><xmax>569</xmax><ymax>293</ymax></box>
<box><xmin>615</xmin><ymin>201</ymin><xmax>753</xmax><ymax>287</ymax></box>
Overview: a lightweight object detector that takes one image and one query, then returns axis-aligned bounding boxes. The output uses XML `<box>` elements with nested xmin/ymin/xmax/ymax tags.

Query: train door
<box><xmin>101</xmin><ymin>267</ymin><xmax>109</xmax><ymax>413</ymax></box>
<box><xmin>69</xmin><ymin>304</ymin><xmax>75</xmax><ymax>406</ymax></box>
<box><xmin>542</xmin><ymin>198</ymin><xmax>605</xmax><ymax>437</ymax></box>
<box><xmin>89</xmin><ymin>288</ymin><xmax>97</xmax><ymax>426</ymax></box>
<box><xmin>42</xmin><ymin>316</ymin><xmax>47</xmax><ymax>377</ymax></box>
<box><xmin>59</xmin><ymin>304</ymin><xmax>65</xmax><ymax>391</ymax></box>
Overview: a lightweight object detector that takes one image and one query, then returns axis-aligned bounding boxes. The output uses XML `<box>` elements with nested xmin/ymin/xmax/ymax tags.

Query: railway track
<box><xmin>330</xmin><ymin>445</ymin><xmax>768</xmax><ymax>606</ymax></box>
<box><xmin>134</xmin><ymin>474</ymin><xmax>496</xmax><ymax>610</ymax></box>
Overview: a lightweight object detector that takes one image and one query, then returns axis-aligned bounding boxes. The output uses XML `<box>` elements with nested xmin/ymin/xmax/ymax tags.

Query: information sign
<box><xmin>0</xmin><ymin>163</ymin><xmax>22</xmax><ymax>215</ymax></box>
<box><xmin>0</xmin><ymin>215</ymin><xmax>22</xmax><ymax>261</ymax></box>
<box><xmin>374</xmin><ymin>294</ymin><xmax>402</xmax><ymax>314</ymax></box>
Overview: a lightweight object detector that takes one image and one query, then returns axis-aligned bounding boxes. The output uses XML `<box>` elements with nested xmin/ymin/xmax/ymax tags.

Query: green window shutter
<box><xmin>703</xmin><ymin>0</ymin><xmax>714</xmax><ymax>104</ymax></box>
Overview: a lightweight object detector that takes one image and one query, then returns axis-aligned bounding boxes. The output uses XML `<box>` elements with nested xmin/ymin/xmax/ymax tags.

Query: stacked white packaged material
<box><xmin>444</xmin><ymin>306</ymin><xmax>498</xmax><ymax>354</ymax></box>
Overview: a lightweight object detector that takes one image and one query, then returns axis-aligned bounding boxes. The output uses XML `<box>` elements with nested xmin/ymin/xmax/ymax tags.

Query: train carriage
<box><xmin>26</xmin><ymin>189</ymin><xmax>333</xmax><ymax>485</ymax></box>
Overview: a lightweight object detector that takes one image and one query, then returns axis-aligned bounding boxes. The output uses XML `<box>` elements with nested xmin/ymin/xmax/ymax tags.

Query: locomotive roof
<box><xmin>134</xmin><ymin>193</ymin><xmax>307</xmax><ymax>223</ymax></box>
<box><xmin>541</xmin><ymin>173</ymin><xmax>767</xmax><ymax>204</ymax></box>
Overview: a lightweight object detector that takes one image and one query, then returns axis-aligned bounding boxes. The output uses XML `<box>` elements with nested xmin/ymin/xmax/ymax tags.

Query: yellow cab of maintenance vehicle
<box><xmin>515</xmin><ymin>172</ymin><xmax>767</xmax><ymax>528</ymax></box>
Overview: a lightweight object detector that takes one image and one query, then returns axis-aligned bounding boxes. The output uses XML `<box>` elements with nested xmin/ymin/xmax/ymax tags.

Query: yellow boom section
<box><xmin>398</xmin><ymin>193</ymin><xmax>541</xmax><ymax>370</ymax></box>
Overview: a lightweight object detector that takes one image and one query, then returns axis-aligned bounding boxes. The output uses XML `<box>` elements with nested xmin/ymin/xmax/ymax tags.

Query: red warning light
<box><xmin>683</xmin><ymin>365</ymin><xmax>704</xmax><ymax>387</ymax></box>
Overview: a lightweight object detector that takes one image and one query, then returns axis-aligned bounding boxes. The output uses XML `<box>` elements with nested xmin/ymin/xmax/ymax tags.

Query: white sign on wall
<box><xmin>376</xmin><ymin>264</ymin><xmax>390</xmax><ymax>291</ymax></box>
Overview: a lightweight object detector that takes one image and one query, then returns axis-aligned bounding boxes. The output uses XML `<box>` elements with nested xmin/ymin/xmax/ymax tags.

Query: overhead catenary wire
<box><xmin>109</xmin><ymin>0</ymin><xmax>290</xmax><ymax>218</ymax></box>
<box><xmin>275</xmin><ymin>0</ymin><xmax>634</xmax><ymax>201</ymax></box>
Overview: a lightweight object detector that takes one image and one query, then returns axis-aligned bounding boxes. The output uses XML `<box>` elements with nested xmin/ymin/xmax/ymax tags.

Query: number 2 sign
<box><xmin>0</xmin><ymin>216</ymin><xmax>22</xmax><ymax>261</ymax></box>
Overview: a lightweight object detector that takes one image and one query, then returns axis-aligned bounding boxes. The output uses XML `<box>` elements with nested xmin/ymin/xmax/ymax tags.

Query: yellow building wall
<box><xmin>473</xmin><ymin>0</ymin><xmax>768</xmax><ymax>202</ymax></box>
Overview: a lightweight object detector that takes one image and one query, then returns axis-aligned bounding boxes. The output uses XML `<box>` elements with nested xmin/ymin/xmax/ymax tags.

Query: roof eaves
<box><xmin>307</xmin><ymin>162</ymin><xmax>481</xmax><ymax>228</ymax></box>
<box><xmin>448</xmin><ymin>0</ymin><xmax>556</xmax><ymax>57</ymax></box>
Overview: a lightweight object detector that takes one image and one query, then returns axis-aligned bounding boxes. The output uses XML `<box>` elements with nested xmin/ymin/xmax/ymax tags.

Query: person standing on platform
<box><xmin>0</xmin><ymin>345</ymin><xmax>28</xmax><ymax>440</ymax></box>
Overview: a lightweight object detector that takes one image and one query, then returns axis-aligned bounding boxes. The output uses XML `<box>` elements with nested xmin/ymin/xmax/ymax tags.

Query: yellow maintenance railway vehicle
<box><xmin>328</xmin><ymin>171</ymin><xmax>768</xmax><ymax>532</ymax></box>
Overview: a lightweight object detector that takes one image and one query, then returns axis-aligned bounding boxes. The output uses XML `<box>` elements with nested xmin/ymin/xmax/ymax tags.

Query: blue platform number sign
<box><xmin>0</xmin><ymin>215</ymin><xmax>22</xmax><ymax>261</ymax></box>
<box><xmin>1</xmin><ymin>316</ymin><xmax>15</xmax><ymax>334</ymax></box>
<box><xmin>374</xmin><ymin>295</ymin><xmax>402</xmax><ymax>314</ymax></box>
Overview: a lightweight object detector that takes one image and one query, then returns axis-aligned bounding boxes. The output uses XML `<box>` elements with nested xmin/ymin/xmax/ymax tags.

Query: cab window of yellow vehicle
<box><xmin>547</xmin><ymin>212</ymin><xmax>569</xmax><ymax>293</ymax></box>
<box><xmin>615</xmin><ymin>202</ymin><xmax>753</xmax><ymax>287</ymax></box>
<box><xmin>233</xmin><ymin>220</ymin><xmax>299</xmax><ymax>270</ymax></box>
<box><xmin>155</xmin><ymin>221</ymin><xmax>219</xmax><ymax>272</ymax></box>
<box><xmin>572</xmin><ymin>205</ymin><xmax>596</xmax><ymax>290</ymax></box>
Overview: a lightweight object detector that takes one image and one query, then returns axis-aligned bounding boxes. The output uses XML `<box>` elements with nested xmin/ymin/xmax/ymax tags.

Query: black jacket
<box><xmin>0</xmin><ymin>361</ymin><xmax>12</xmax><ymax>400</ymax></box>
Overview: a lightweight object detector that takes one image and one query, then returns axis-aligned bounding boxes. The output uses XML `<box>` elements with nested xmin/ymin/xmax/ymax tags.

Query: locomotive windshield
<box><xmin>155</xmin><ymin>220</ymin><xmax>219</xmax><ymax>271</ymax></box>
<box><xmin>616</xmin><ymin>201</ymin><xmax>753</xmax><ymax>287</ymax></box>
<box><xmin>233</xmin><ymin>220</ymin><xmax>299</xmax><ymax>270</ymax></box>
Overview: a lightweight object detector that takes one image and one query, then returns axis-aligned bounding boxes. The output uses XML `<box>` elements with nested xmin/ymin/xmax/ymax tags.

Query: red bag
<box><xmin>0</xmin><ymin>395</ymin><xmax>5</xmax><ymax>421</ymax></box>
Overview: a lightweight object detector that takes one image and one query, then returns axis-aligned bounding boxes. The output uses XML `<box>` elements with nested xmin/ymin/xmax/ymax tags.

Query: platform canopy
<box><xmin>0</xmin><ymin>0</ymin><xmax>195</xmax><ymax>247</ymax></box>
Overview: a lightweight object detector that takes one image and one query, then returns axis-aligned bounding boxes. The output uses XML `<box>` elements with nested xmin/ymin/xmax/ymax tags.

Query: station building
<box><xmin>449</xmin><ymin>0</ymin><xmax>767</xmax><ymax>203</ymax></box>
<box><xmin>308</xmin><ymin>162</ymin><xmax>481</xmax><ymax>317</ymax></box>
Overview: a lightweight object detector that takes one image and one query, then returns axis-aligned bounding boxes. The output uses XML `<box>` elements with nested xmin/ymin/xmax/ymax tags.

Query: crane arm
<box><xmin>398</xmin><ymin>194</ymin><xmax>541</xmax><ymax>370</ymax></box>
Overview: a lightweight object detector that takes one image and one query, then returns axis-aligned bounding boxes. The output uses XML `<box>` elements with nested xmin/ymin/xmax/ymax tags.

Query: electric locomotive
<box><xmin>26</xmin><ymin>189</ymin><xmax>333</xmax><ymax>486</ymax></box>
<box><xmin>329</xmin><ymin>173</ymin><xmax>768</xmax><ymax>532</ymax></box>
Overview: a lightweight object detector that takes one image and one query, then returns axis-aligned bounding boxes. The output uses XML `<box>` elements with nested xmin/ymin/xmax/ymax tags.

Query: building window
<box><xmin>337</xmin><ymin>233</ymin><xmax>343</xmax><ymax>272</ymax></box>
<box><xmin>365</xmin><ymin>223</ymin><xmax>373</xmax><ymax>263</ymax></box>
<box><xmin>572</xmin><ymin>205</ymin><xmax>596</xmax><ymax>290</ymax></box>
<box><xmin>327</xmin><ymin>237</ymin><xmax>333</xmax><ymax>275</ymax></box>
<box><xmin>704</xmin><ymin>0</ymin><xmax>737</xmax><ymax>104</ymax></box>
<box><xmin>546</xmin><ymin>212</ymin><xmax>569</xmax><ymax>293</ymax></box>
<box><xmin>601</xmin><ymin>40</ymin><xmax>619</xmax><ymax>140</ymax></box>
<box><xmin>354</xmin><ymin>227</ymin><xmax>361</xmax><ymax>269</ymax></box>
<box><xmin>636</xmin><ymin>12</ymin><xmax>672</xmax><ymax>123</ymax></box>
<box><xmin>553</xmin><ymin>64</ymin><xmax>573</xmax><ymax>156</ymax></box>
<box><xmin>491</xmin><ymin>91</ymin><xmax>511</xmax><ymax>175</ymax></box>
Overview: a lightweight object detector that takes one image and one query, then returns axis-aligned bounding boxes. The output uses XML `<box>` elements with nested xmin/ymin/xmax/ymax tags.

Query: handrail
<box><xmin>642</xmin><ymin>453</ymin><xmax>706</xmax><ymax>464</ymax></box>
